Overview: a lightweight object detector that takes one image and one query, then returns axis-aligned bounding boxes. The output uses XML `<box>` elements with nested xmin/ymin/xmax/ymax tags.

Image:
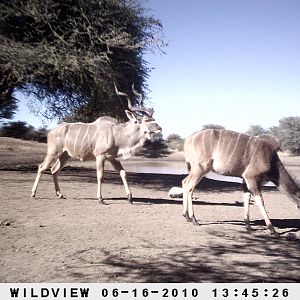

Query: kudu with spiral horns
<box><xmin>31</xmin><ymin>84</ymin><xmax>161</xmax><ymax>203</ymax></box>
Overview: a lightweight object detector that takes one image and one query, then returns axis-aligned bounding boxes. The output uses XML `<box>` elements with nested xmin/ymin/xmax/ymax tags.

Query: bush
<box><xmin>165</xmin><ymin>134</ymin><xmax>184</xmax><ymax>151</ymax></box>
<box><xmin>138</xmin><ymin>133</ymin><xmax>170</xmax><ymax>158</ymax></box>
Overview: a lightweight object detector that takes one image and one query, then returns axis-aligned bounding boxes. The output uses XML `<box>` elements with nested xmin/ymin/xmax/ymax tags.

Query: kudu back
<box><xmin>182</xmin><ymin>128</ymin><xmax>300</xmax><ymax>235</ymax></box>
<box><xmin>31</xmin><ymin>85</ymin><xmax>161</xmax><ymax>202</ymax></box>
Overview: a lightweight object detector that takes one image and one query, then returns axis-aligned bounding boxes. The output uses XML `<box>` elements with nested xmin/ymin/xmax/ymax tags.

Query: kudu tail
<box><xmin>272</xmin><ymin>154</ymin><xmax>300</xmax><ymax>210</ymax></box>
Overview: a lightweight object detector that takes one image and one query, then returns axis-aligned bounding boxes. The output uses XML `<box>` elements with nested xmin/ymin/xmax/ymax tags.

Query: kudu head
<box><xmin>115</xmin><ymin>84</ymin><xmax>162</xmax><ymax>140</ymax></box>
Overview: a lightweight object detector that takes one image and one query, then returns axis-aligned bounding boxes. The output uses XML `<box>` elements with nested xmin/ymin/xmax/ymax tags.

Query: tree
<box><xmin>245</xmin><ymin>125</ymin><xmax>267</xmax><ymax>136</ymax></box>
<box><xmin>202</xmin><ymin>124</ymin><xmax>225</xmax><ymax>130</ymax></box>
<box><xmin>0</xmin><ymin>92</ymin><xmax>18</xmax><ymax>120</ymax></box>
<box><xmin>271</xmin><ymin>117</ymin><xmax>300</xmax><ymax>155</ymax></box>
<box><xmin>0</xmin><ymin>0</ymin><xmax>165</xmax><ymax>122</ymax></box>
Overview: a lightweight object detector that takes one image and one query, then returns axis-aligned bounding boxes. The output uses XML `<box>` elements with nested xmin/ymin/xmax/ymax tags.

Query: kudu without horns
<box><xmin>31</xmin><ymin>85</ymin><xmax>161</xmax><ymax>203</ymax></box>
<box><xmin>182</xmin><ymin>128</ymin><xmax>300</xmax><ymax>235</ymax></box>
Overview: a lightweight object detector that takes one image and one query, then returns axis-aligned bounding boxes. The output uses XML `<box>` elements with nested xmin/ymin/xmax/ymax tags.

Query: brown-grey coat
<box><xmin>182</xmin><ymin>128</ymin><xmax>300</xmax><ymax>236</ymax></box>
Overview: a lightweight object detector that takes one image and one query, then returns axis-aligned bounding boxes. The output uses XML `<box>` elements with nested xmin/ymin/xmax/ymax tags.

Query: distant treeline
<box><xmin>0</xmin><ymin>121</ymin><xmax>47</xmax><ymax>143</ymax></box>
<box><xmin>1</xmin><ymin>116</ymin><xmax>299</xmax><ymax>155</ymax></box>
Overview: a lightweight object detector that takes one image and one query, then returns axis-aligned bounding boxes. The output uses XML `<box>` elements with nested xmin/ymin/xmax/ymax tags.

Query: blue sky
<box><xmin>14</xmin><ymin>0</ymin><xmax>300</xmax><ymax>138</ymax></box>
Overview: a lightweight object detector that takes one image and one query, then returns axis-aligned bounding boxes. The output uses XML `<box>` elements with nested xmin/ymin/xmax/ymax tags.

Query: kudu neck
<box><xmin>114</xmin><ymin>122</ymin><xmax>148</xmax><ymax>148</ymax></box>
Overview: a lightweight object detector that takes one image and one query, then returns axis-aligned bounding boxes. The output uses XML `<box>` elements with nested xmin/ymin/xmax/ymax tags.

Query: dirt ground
<box><xmin>0</xmin><ymin>137</ymin><xmax>300</xmax><ymax>283</ymax></box>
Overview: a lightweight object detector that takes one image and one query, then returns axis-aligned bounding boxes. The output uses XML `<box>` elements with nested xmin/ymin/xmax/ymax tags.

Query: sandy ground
<box><xmin>0</xmin><ymin>137</ymin><xmax>300</xmax><ymax>283</ymax></box>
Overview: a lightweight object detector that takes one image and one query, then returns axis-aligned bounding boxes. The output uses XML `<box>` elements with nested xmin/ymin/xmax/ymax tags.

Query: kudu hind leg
<box><xmin>51</xmin><ymin>151</ymin><xmax>70</xmax><ymax>198</ymax></box>
<box><xmin>31</xmin><ymin>154</ymin><xmax>56</xmax><ymax>197</ymax></box>
<box><xmin>109</xmin><ymin>159</ymin><xmax>132</xmax><ymax>203</ymax></box>
<box><xmin>242</xmin><ymin>181</ymin><xmax>252</xmax><ymax>231</ymax></box>
<box><xmin>244</xmin><ymin>178</ymin><xmax>278</xmax><ymax>236</ymax></box>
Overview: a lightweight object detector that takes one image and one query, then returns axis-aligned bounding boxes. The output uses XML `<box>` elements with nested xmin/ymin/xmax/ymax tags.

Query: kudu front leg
<box><xmin>182</xmin><ymin>175</ymin><xmax>199</xmax><ymax>225</ymax></box>
<box><xmin>182</xmin><ymin>163</ymin><xmax>208</xmax><ymax>226</ymax></box>
<box><xmin>31</xmin><ymin>154</ymin><xmax>55</xmax><ymax>198</ymax></box>
<box><xmin>96</xmin><ymin>156</ymin><xmax>105</xmax><ymax>204</ymax></box>
<box><xmin>109</xmin><ymin>159</ymin><xmax>132</xmax><ymax>203</ymax></box>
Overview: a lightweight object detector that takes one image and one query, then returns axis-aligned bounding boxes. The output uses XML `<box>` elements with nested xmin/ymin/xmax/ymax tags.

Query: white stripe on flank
<box><xmin>73</xmin><ymin>126</ymin><xmax>82</xmax><ymax>155</ymax></box>
<box><xmin>80</xmin><ymin>125</ymin><xmax>90</xmax><ymax>153</ymax></box>
<box><xmin>91</xmin><ymin>125</ymin><xmax>98</xmax><ymax>146</ymax></box>
<box><xmin>251</xmin><ymin>138</ymin><xmax>260</xmax><ymax>159</ymax></box>
<box><xmin>90</xmin><ymin>125</ymin><xmax>99</xmax><ymax>155</ymax></box>
<box><xmin>64</xmin><ymin>124</ymin><xmax>73</xmax><ymax>152</ymax></box>
<box><xmin>229</xmin><ymin>133</ymin><xmax>241</xmax><ymax>162</ymax></box>
<box><xmin>202</xmin><ymin>129</ymin><xmax>207</xmax><ymax>157</ymax></box>
<box><xmin>192</xmin><ymin>133</ymin><xmax>197</xmax><ymax>155</ymax></box>
<box><xmin>243</xmin><ymin>136</ymin><xmax>253</xmax><ymax>161</ymax></box>
<box><xmin>210</xmin><ymin>129</ymin><xmax>214</xmax><ymax>154</ymax></box>
<box><xmin>216</xmin><ymin>129</ymin><xmax>223</xmax><ymax>156</ymax></box>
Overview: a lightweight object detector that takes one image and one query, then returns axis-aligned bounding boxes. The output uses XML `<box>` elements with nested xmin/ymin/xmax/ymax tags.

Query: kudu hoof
<box><xmin>191</xmin><ymin>216</ymin><xmax>199</xmax><ymax>226</ymax></box>
<box><xmin>183</xmin><ymin>213</ymin><xmax>199</xmax><ymax>225</ymax></box>
<box><xmin>183</xmin><ymin>212</ymin><xmax>190</xmax><ymax>222</ymax></box>
<box><xmin>56</xmin><ymin>192</ymin><xmax>65</xmax><ymax>199</ymax></box>
<box><xmin>271</xmin><ymin>231</ymin><xmax>280</xmax><ymax>238</ymax></box>
<box><xmin>245</xmin><ymin>225</ymin><xmax>253</xmax><ymax>232</ymax></box>
<box><xmin>127</xmin><ymin>194</ymin><xmax>133</xmax><ymax>204</ymax></box>
<box><xmin>98</xmin><ymin>198</ymin><xmax>106</xmax><ymax>205</ymax></box>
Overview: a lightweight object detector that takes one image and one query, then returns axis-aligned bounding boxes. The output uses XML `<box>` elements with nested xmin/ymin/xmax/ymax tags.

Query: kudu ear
<box><xmin>125</xmin><ymin>110</ymin><xmax>138</xmax><ymax>122</ymax></box>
